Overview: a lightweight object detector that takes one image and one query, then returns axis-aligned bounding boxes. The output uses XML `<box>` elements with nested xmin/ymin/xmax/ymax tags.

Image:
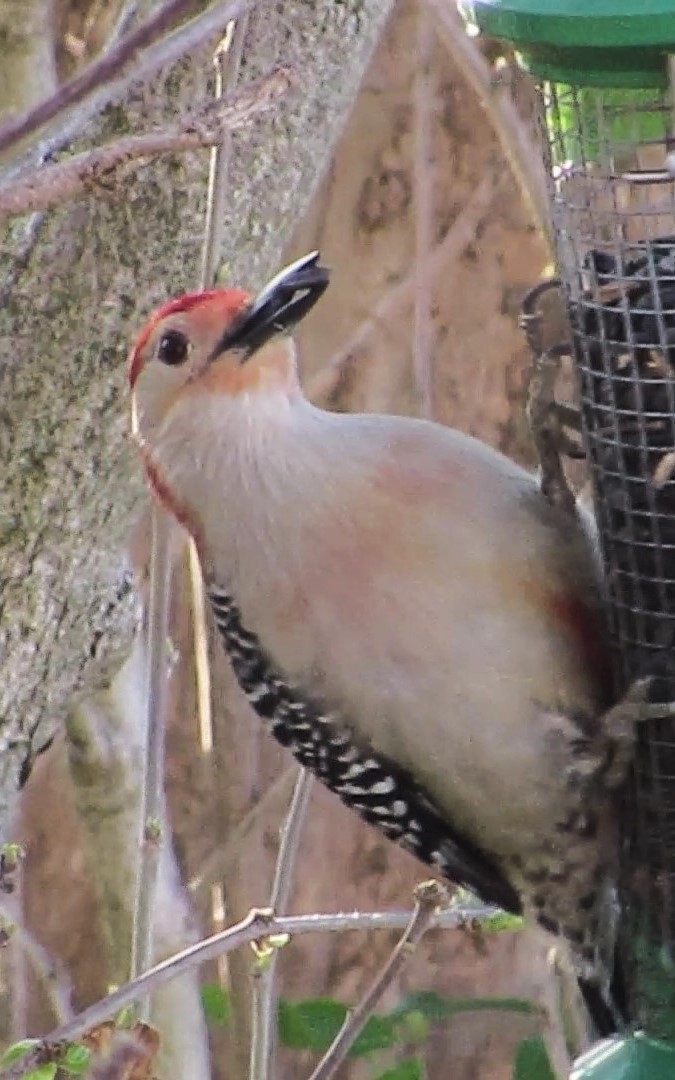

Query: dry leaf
<box><xmin>77</xmin><ymin>1020</ymin><xmax>160</xmax><ymax>1080</ymax></box>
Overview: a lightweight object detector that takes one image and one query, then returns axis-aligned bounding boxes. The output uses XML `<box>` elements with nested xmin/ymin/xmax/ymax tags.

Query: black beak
<box><xmin>212</xmin><ymin>251</ymin><xmax>330</xmax><ymax>360</ymax></box>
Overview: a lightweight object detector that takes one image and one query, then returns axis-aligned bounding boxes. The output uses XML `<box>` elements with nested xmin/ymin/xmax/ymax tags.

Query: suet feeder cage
<box><xmin>459</xmin><ymin>2</ymin><xmax>675</xmax><ymax>1076</ymax></box>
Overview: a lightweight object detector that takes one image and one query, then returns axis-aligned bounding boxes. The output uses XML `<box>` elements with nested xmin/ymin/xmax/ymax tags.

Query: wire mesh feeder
<box><xmin>540</xmin><ymin>82</ymin><xmax>675</xmax><ymax>1039</ymax></box>
<box><xmin>457</xmin><ymin>0</ymin><xmax>675</xmax><ymax>1072</ymax></box>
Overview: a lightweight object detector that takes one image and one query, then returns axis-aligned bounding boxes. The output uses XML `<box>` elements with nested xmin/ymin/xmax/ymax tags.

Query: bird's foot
<box><xmin>601</xmin><ymin>676</ymin><xmax>675</xmax><ymax>789</ymax></box>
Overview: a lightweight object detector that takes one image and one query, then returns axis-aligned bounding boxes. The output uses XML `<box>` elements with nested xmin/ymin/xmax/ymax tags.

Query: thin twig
<box><xmin>190</xmin><ymin>14</ymin><xmax>252</xmax><ymax>751</ymax></box>
<box><xmin>0</xmin><ymin>0</ymin><xmax>249</xmax><ymax>160</ymax></box>
<box><xmin>249</xmin><ymin>769</ymin><xmax>314</xmax><ymax>1080</ymax></box>
<box><xmin>306</xmin><ymin>173</ymin><xmax>497</xmax><ymax>404</ymax></box>
<box><xmin>192</xmin><ymin>18</ymin><xmax>252</xmax><ymax>1074</ymax></box>
<box><xmin>0</xmin><ymin>1045</ymin><xmax>60</xmax><ymax>1080</ymax></box>
<box><xmin>189</xmin><ymin>538</ymin><xmax>212</xmax><ymax>755</ymax></box>
<box><xmin>424</xmin><ymin>0</ymin><xmax>553</xmax><ymax>253</ymax></box>
<box><xmin>0</xmin><ymin>904</ymin><xmax>498</xmax><ymax>1072</ymax></box>
<box><xmin>3</xmin><ymin>0</ymin><xmax>146</xmax><ymax>186</ymax></box>
<box><xmin>412</xmin><ymin>4</ymin><xmax>435</xmax><ymax>419</ymax></box>
<box><xmin>0</xmin><ymin>0</ymin><xmax>142</xmax><ymax>305</ymax></box>
<box><xmin>129</xmin><ymin>504</ymin><xmax>172</xmax><ymax>1017</ymax></box>
<box><xmin>307</xmin><ymin>881</ymin><xmax>448</xmax><ymax>1080</ymax></box>
<box><xmin>0</xmin><ymin>1030</ymin><xmax>149</xmax><ymax>1080</ymax></box>
<box><xmin>125</xmin><ymin>30</ymin><xmax>253</xmax><ymax>1016</ymax></box>
<box><xmin>0</xmin><ymin>901</ymin><xmax>73</xmax><ymax>1024</ymax></box>
<box><xmin>8</xmin><ymin>865</ymin><xmax>26</xmax><ymax>1042</ymax></box>
<box><xmin>107</xmin><ymin>0</ymin><xmax>142</xmax><ymax>43</ymax></box>
<box><xmin>0</xmin><ymin>69</ymin><xmax>290</xmax><ymax>219</ymax></box>
<box><xmin>188</xmin><ymin>765</ymin><xmax>299</xmax><ymax>894</ymax></box>
<box><xmin>199</xmin><ymin>15</ymin><xmax>249</xmax><ymax>288</ymax></box>
<box><xmin>269</xmin><ymin>774</ymin><xmax>314</xmax><ymax>934</ymax></box>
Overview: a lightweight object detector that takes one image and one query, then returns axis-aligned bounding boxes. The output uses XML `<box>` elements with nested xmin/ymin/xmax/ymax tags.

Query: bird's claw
<box><xmin>601</xmin><ymin>675</ymin><xmax>675</xmax><ymax>789</ymax></box>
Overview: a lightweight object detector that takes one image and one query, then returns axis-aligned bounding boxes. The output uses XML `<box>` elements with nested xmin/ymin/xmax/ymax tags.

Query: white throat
<box><xmin>146</xmin><ymin>387</ymin><xmax>346</xmax><ymax>589</ymax></box>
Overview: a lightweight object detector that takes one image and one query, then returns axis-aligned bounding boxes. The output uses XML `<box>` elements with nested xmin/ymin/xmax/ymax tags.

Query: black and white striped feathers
<box><xmin>207</xmin><ymin>583</ymin><xmax>520</xmax><ymax>913</ymax></box>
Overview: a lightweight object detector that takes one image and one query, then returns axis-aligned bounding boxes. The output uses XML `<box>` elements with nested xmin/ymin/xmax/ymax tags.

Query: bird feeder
<box><xmin>458</xmin><ymin>2</ymin><xmax>675</xmax><ymax>1076</ymax></box>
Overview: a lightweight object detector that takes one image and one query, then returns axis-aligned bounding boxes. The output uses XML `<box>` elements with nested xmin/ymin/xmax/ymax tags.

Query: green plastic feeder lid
<box><xmin>459</xmin><ymin>0</ymin><xmax>675</xmax><ymax>87</ymax></box>
<box><xmin>571</xmin><ymin>1034</ymin><xmax>675</xmax><ymax>1079</ymax></box>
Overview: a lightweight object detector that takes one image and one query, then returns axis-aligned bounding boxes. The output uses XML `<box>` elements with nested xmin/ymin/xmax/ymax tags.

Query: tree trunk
<box><xmin>0</xmin><ymin>0</ymin><xmax>395</xmax><ymax>838</ymax></box>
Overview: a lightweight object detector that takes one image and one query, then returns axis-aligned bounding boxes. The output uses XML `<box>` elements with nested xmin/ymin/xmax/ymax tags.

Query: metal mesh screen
<box><xmin>542</xmin><ymin>82</ymin><xmax>675</xmax><ymax>1034</ymax></box>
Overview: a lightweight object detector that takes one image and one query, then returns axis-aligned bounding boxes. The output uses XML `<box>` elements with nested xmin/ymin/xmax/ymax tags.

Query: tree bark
<box><xmin>0</xmin><ymin>0</ymin><xmax>395</xmax><ymax>838</ymax></box>
<box><xmin>0</xmin><ymin>0</ymin><xmax>58</xmax><ymax>123</ymax></box>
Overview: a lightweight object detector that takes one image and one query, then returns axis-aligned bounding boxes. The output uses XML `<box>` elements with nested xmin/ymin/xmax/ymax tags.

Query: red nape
<box><xmin>128</xmin><ymin>288</ymin><xmax>250</xmax><ymax>387</ymax></box>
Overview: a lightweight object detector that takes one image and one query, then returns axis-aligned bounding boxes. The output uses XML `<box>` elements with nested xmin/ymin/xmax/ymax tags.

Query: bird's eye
<box><xmin>157</xmin><ymin>329</ymin><xmax>189</xmax><ymax>366</ymax></box>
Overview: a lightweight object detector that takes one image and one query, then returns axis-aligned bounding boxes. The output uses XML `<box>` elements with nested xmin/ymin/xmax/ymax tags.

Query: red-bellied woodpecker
<box><xmin>129</xmin><ymin>253</ymin><xmax>646</xmax><ymax>1033</ymax></box>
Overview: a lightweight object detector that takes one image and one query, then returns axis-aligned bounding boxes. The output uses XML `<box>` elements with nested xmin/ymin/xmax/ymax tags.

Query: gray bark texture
<box><xmin>0</xmin><ymin>0</ymin><xmax>395</xmax><ymax>836</ymax></box>
<box><xmin>0</xmin><ymin>0</ymin><xmax>58</xmax><ymax>118</ymax></box>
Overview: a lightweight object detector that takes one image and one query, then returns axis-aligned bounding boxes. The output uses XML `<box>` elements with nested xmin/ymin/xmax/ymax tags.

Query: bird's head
<box><xmin>128</xmin><ymin>252</ymin><xmax>330</xmax><ymax>438</ymax></box>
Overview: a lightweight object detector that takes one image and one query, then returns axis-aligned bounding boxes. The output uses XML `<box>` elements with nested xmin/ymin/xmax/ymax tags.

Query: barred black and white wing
<box><xmin>207</xmin><ymin>583</ymin><xmax>520</xmax><ymax>913</ymax></box>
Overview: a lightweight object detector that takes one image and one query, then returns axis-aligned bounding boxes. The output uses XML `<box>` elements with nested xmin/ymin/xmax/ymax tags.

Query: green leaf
<box><xmin>391</xmin><ymin>990</ymin><xmax>539</xmax><ymax>1024</ymax></box>
<box><xmin>201</xmin><ymin>983</ymin><xmax>231</xmax><ymax>1026</ymax></box>
<box><xmin>444</xmin><ymin>996</ymin><xmax>539</xmax><ymax>1017</ymax></box>
<box><xmin>1</xmin><ymin>1039</ymin><xmax>40</xmax><ymax>1065</ymax></box>
<box><xmin>278</xmin><ymin>998</ymin><xmax>347</xmax><ymax>1052</ymax></box>
<box><xmin>25</xmin><ymin>1067</ymin><xmax>57</xmax><ymax>1080</ymax></box>
<box><xmin>374</xmin><ymin>1058</ymin><xmax>425</xmax><ymax>1080</ymax></box>
<box><xmin>114</xmin><ymin>1004</ymin><xmax>137</xmax><ymax>1028</ymax></box>
<box><xmin>513</xmin><ymin>1036</ymin><xmax>556</xmax><ymax>1080</ymax></box>
<box><xmin>277</xmin><ymin>998</ymin><xmax>396</xmax><ymax>1058</ymax></box>
<box><xmin>59</xmin><ymin>1043</ymin><xmax>91</xmax><ymax>1074</ymax></box>
<box><xmin>391</xmin><ymin>991</ymin><xmax>455</xmax><ymax>1023</ymax></box>
<box><xmin>349</xmin><ymin>1014</ymin><xmax>396</xmax><ymax>1057</ymax></box>
<box><xmin>395</xmin><ymin>1009</ymin><xmax>430</xmax><ymax>1044</ymax></box>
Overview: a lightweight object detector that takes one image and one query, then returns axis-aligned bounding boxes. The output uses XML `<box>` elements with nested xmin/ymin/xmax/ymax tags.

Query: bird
<box><xmin>128</xmin><ymin>252</ymin><xmax>642</xmax><ymax>1034</ymax></box>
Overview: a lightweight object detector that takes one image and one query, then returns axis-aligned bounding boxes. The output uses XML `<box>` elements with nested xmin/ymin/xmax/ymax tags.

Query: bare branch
<box><xmin>0</xmin><ymin>1</ymin><xmax>145</xmax><ymax>307</ymax></box>
<box><xmin>8</xmin><ymin>866</ymin><xmax>27</xmax><ymax>1041</ymax></box>
<box><xmin>0</xmin><ymin>902</ymin><xmax>497</xmax><ymax>1075</ymax></box>
<box><xmin>199</xmin><ymin>15</ymin><xmax>250</xmax><ymax>289</ymax></box>
<box><xmin>268</xmin><ymin>772</ymin><xmax>314</xmax><ymax>928</ymax></box>
<box><xmin>2</xmin><ymin>1</ymin><xmax>150</xmax><ymax>188</ymax></box>
<box><xmin>188</xmin><ymin>765</ymin><xmax>299</xmax><ymax>894</ymax></box>
<box><xmin>192</xmin><ymin>21</ymin><xmax>252</xmax><ymax>1073</ymax></box>
<box><xmin>0</xmin><ymin>0</ymin><xmax>250</xmax><ymax>160</ymax></box>
<box><xmin>105</xmin><ymin>0</ymin><xmax>144</xmax><ymax>45</ymax></box>
<box><xmin>308</xmin><ymin>881</ymin><xmax>448</xmax><ymax>1080</ymax></box>
<box><xmin>129</xmin><ymin>505</ymin><xmax>172</xmax><ymax>1015</ymax></box>
<box><xmin>0</xmin><ymin>1046</ymin><xmax>59</xmax><ymax>1080</ymax></box>
<box><xmin>0</xmin><ymin>70</ymin><xmax>291</xmax><ymax>219</ymax></box>
<box><xmin>250</xmin><ymin>769</ymin><xmax>314</xmax><ymax>1080</ymax></box>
